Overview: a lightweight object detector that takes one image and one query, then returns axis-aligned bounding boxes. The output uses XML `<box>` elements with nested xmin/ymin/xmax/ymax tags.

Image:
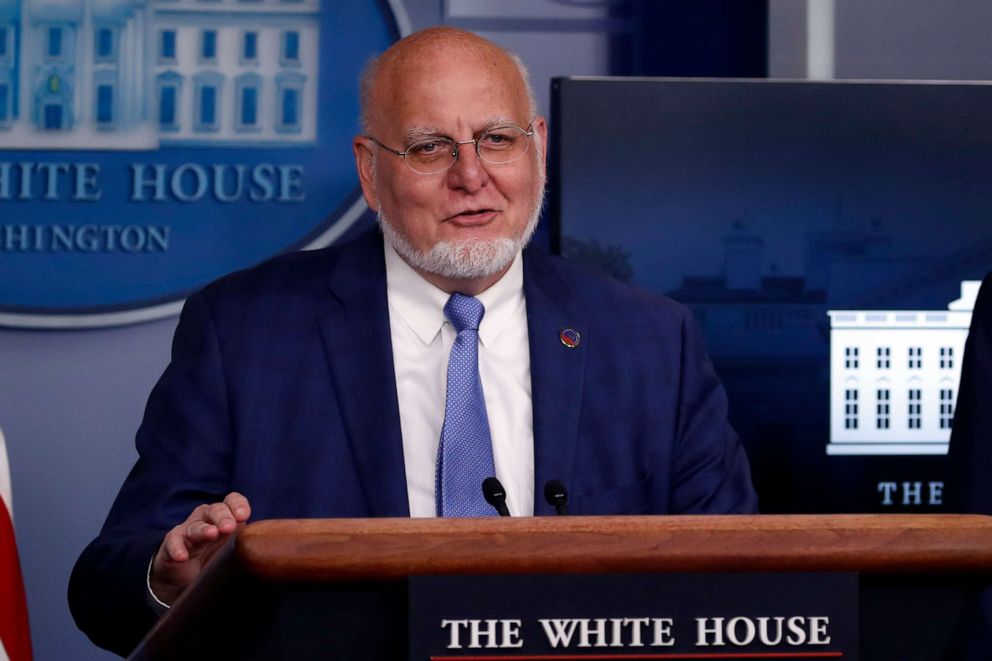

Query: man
<box><xmin>69</xmin><ymin>27</ymin><xmax>756</xmax><ymax>655</ymax></box>
<box><xmin>945</xmin><ymin>272</ymin><xmax>992</xmax><ymax>659</ymax></box>
<box><xmin>948</xmin><ymin>272</ymin><xmax>992</xmax><ymax>516</ymax></box>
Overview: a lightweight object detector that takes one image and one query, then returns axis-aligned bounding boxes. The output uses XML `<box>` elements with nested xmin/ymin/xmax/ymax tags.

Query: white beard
<box><xmin>376</xmin><ymin>186</ymin><xmax>545</xmax><ymax>282</ymax></box>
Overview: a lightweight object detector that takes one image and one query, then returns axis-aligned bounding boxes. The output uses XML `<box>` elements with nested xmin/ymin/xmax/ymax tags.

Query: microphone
<box><xmin>544</xmin><ymin>479</ymin><xmax>569</xmax><ymax>515</ymax></box>
<box><xmin>482</xmin><ymin>477</ymin><xmax>511</xmax><ymax>517</ymax></box>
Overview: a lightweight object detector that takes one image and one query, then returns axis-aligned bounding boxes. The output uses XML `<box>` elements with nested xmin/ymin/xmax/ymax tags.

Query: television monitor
<box><xmin>551</xmin><ymin>77</ymin><xmax>992</xmax><ymax>513</ymax></box>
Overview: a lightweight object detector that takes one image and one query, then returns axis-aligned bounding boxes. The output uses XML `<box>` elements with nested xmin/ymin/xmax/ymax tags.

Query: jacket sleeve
<box><xmin>669</xmin><ymin>306</ymin><xmax>759</xmax><ymax>514</ymax></box>
<box><xmin>68</xmin><ymin>292</ymin><xmax>233</xmax><ymax>656</ymax></box>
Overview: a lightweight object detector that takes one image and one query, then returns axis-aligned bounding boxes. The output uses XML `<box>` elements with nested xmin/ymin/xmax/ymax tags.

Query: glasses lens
<box><xmin>477</xmin><ymin>126</ymin><xmax>531</xmax><ymax>164</ymax></box>
<box><xmin>404</xmin><ymin>138</ymin><xmax>455</xmax><ymax>174</ymax></box>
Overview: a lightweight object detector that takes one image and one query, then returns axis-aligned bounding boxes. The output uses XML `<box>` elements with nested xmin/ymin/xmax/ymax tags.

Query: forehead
<box><xmin>373</xmin><ymin>44</ymin><xmax>530</xmax><ymax>136</ymax></box>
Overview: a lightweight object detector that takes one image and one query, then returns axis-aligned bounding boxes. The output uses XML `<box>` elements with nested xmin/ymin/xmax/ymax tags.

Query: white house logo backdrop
<box><xmin>827</xmin><ymin>281</ymin><xmax>978</xmax><ymax>457</ymax></box>
<box><xmin>0</xmin><ymin>0</ymin><xmax>406</xmax><ymax>327</ymax></box>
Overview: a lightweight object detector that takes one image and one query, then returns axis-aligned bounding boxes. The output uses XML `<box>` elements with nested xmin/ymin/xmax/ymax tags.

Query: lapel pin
<box><xmin>559</xmin><ymin>328</ymin><xmax>581</xmax><ymax>348</ymax></box>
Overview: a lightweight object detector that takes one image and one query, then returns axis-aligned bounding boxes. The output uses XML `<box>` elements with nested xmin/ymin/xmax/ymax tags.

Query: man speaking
<box><xmin>69</xmin><ymin>27</ymin><xmax>757</xmax><ymax>655</ymax></box>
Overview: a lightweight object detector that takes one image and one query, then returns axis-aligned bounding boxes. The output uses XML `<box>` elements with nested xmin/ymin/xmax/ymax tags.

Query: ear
<box><xmin>532</xmin><ymin>115</ymin><xmax>549</xmax><ymax>165</ymax></box>
<box><xmin>353</xmin><ymin>136</ymin><xmax>379</xmax><ymax>210</ymax></box>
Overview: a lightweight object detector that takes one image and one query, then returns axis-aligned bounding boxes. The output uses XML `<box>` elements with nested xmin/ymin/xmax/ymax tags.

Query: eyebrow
<box><xmin>402</xmin><ymin>118</ymin><xmax>522</xmax><ymax>143</ymax></box>
<box><xmin>403</xmin><ymin>126</ymin><xmax>446</xmax><ymax>143</ymax></box>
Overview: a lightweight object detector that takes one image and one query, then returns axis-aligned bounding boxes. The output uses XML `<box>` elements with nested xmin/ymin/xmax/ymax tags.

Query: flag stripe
<box><xmin>0</xmin><ymin>431</ymin><xmax>10</xmax><ymax>517</ymax></box>
<box><xmin>0</xmin><ymin>429</ymin><xmax>32</xmax><ymax>661</ymax></box>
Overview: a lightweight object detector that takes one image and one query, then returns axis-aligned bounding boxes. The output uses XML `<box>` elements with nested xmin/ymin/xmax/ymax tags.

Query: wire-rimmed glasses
<box><xmin>365</xmin><ymin>124</ymin><xmax>535</xmax><ymax>175</ymax></box>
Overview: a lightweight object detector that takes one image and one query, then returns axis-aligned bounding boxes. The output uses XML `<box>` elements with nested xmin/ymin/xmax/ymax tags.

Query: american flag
<box><xmin>0</xmin><ymin>428</ymin><xmax>32</xmax><ymax>661</ymax></box>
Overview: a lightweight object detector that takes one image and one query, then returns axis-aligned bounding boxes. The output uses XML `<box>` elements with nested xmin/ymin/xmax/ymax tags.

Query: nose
<box><xmin>446</xmin><ymin>139</ymin><xmax>490</xmax><ymax>192</ymax></box>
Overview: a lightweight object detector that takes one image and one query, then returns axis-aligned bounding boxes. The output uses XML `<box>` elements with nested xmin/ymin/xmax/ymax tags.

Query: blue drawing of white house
<box><xmin>0</xmin><ymin>0</ymin><xmax>319</xmax><ymax>149</ymax></box>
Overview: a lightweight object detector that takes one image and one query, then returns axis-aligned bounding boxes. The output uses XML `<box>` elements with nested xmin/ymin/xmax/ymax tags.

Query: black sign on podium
<box><xmin>409</xmin><ymin>573</ymin><xmax>859</xmax><ymax>660</ymax></box>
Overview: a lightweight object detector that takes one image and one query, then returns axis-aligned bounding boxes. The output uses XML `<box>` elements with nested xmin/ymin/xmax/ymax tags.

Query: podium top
<box><xmin>234</xmin><ymin>514</ymin><xmax>992</xmax><ymax>581</ymax></box>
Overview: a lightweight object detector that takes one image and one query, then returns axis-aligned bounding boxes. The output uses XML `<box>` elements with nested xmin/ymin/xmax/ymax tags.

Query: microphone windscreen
<box><xmin>482</xmin><ymin>477</ymin><xmax>507</xmax><ymax>505</ymax></box>
<box><xmin>544</xmin><ymin>479</ymin><xmax>567</xmax><ymax>505</ymax></box>
<box><xmin>481</xmin><ymin>477</ymin><xmax>510</xmax><ymax>516</ymax></box>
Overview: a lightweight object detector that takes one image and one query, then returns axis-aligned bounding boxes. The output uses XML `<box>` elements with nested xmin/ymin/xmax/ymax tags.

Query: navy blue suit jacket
<box><xmin>949</xmin><ymin>272</ymin><xmax>992</xmax><ymax>516</ymax></box>
<box><xmin>945</xmin><ymin>273</ymin><xmax>992</xmax><ymax>659</ymax></box>
<box><xmin>69</xmin><ymin>229</ymin><xmax>756</xmax><ymax>655</ymax></box>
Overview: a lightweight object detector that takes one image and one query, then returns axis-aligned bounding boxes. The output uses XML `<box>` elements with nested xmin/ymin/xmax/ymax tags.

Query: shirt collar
<box><xmin>384</xmin><ymin>241</ymin><xmax>524</xmax><ymax>347</ymax></box>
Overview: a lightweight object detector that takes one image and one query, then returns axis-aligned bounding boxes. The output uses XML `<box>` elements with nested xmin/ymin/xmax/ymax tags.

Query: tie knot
<box><xmin>444</xmin><ymin>293</ymin><xmax>485</xmax><ymax>332</ymax></box>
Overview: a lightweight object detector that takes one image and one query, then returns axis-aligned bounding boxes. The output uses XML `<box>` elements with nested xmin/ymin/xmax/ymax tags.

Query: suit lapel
<box><xmin>523</xmin><ymin>249</ymin><xmax>588</xmax><ymax>515</ymax></box>
<box><xmin>317</xmin><ymin>230</ymin><xmax>410</xmax><ymax>516</ymax></box>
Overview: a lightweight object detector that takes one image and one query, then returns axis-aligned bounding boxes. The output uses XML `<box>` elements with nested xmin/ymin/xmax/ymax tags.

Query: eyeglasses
<box><xmin>365</xmin><ymin>124</ymin><xmax>535</xmax><ymax>175</ymax></box>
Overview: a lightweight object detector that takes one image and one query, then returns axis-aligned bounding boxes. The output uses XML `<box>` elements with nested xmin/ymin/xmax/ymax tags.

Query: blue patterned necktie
<box><xmin>435</xmin><ymin>293</ymin><xmax>498</xmax><ymax>517</ymax></box>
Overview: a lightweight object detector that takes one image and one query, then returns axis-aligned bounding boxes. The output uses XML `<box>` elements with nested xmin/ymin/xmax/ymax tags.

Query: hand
<box><xmin>149</xmin><ymin>492</ymin><xmax>251</xmax><ymax>606</ymax></box>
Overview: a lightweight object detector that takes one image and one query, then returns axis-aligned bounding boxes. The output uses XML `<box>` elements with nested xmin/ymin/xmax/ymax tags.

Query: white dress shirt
<box><xmin>384</xmin><ymin>242</ymin><xmax>535</xmax><ymax>517</ymax></box>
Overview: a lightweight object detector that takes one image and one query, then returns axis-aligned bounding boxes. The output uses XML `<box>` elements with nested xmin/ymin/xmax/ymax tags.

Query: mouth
<box><xmin>446</xmin><ymin>208</ymin><xmax>498</xmax><ymax>226</ymax></box>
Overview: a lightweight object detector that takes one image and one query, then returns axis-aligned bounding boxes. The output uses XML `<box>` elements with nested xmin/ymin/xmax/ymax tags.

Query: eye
<box><xmin>480</xmin><ymin>130</ymin><xmax>516</xmax><ymax>149</ymax></box>
<box><xmin>407</xmin><ymin>139</ymin><xmax>452</xmax><ymax>158</ymax></box>
<box><xmin>411</xmin><ymin>142</ymin><xmax>437</xmax><ymax>154</ymax></box>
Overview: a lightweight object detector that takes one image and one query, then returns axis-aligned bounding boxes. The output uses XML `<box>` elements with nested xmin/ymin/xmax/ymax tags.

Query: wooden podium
<box><xmin>130</xmin><ymin>514</ymin><xmax>992</xmax><ymax>660</ymax></box>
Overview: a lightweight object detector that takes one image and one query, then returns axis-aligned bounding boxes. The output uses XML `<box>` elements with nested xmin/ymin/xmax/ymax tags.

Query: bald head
<box><xmin>359</xmin><ymin>27</ymin><xmax>537</xmax><ymax>135</ymax></box>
